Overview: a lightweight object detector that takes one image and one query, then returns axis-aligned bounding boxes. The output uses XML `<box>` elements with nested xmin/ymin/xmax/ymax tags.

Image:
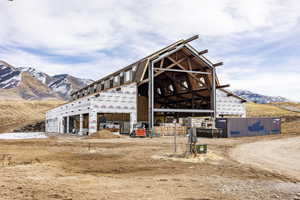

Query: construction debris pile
<box><xmin>87</xmin><ymin>130</ymin><xmax>121</xmax><ymax>139</ymax></box>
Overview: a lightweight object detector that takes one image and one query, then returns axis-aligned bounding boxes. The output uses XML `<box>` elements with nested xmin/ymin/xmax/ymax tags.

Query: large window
<box><xmin>109</xmin><ymin>78</ymin><xmax>114</xmax><ymax>88</ymax></box>
<box><xmin>114</xmin><ymin>75</ymin><xmax>120</xmax><ymax>86</ymax></box>
<box><xmin>125</xmin><ymin>70</ymin><xmax>132</xmax><ymax>82</ymax></box>
<box><xmin>93</xmin><ymin>84</ymin><xmax>97</xmax><ymax>93</ymax></box>
<box><xmin>120</xmin><ymin>72</ymin><xmax>124</xmax><ymax>85</ymax></box>
<box><xmin>104</xmin><ymin>79</ymin><xmax>110</xmax><ymax>89</ymax></box>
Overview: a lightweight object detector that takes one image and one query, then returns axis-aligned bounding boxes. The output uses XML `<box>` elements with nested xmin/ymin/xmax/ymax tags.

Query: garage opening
<box><xmin>97</xmin><ymin>113</ymin><xmax>131</xmax><ymax>134</ymax></box>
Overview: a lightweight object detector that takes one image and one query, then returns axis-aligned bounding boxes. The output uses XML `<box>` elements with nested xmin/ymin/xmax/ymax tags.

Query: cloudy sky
<box><xmin>0</xmin><ymin>0</ymin><xmax>300</xmax><ymax>101</ymax></box>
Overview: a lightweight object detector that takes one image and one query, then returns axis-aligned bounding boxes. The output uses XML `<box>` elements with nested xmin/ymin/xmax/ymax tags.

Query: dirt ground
<box><xmin>231</xmin><ymin>136</ymin><xmax>300</xmax><ymax>179</ymax></box>
<box><xmin>0</xmin><ymin>134</ymin><xmax>300</xmax><ymax>200</ymax></box>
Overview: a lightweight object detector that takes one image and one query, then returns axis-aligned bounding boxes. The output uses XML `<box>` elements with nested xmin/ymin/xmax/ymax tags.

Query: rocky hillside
<box><xmin>232</xmin><ymin>89</ymin><xmax>290</xmax><ymax>104</ymax></box>
<box><xmin>0</xmin><ymin>60</ymin><xmax>93</xmax><ymax>100</ymax></box>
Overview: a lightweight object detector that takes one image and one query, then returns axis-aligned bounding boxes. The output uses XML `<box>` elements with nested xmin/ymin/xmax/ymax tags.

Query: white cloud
<box><xmin>0</xmin><ymin>0</ymin><xmax>300</xmax><ymax>100</ymax></box>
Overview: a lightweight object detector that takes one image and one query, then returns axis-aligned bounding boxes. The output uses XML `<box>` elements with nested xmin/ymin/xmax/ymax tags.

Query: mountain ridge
<box><xmin>0</xmin><ymin>60</ymin><xmax>93</xmax><ymax>100</ymax></box>
<box><xmin>232</xmin><ymin>89</ymin><xmax>291</xmax><ymax>104</ymax></box>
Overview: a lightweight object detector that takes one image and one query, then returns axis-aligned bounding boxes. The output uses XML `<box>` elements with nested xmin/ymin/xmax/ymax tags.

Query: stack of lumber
<box><xmin>185</xmin><ymin>117</ymin><xmax>215</xmax><ymax>129</ymax></box>
<box><xmin>154</xmin><ymin>124</ymin><xmax>187</xmax><ymax>136</ymax></box>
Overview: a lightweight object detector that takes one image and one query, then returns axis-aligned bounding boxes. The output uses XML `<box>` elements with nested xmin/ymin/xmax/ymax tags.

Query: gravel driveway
<box><xmin>231</xmin><ymin>136</ymin><xmax>300</xmax><ymax>180</ymax></box>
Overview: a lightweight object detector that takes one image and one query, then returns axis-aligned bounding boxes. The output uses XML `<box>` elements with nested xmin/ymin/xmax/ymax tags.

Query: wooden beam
<box><xmin>159</xmin><ymin>58</ymin><xmax>164</xmax><ymax>68</ymax></box>
<box><xmin>157</xmin><ymin>84</ymin><xmax>229</xmax><ymax>99</ymax></box>
<box><xmin>213</xmin><ymin>62</ymin><xmax>223</xmax><ymax>67</ymax></box>
<box><xmin>167</xmin><ymin>56</ymin><xmax>207</xmax><ymax>86</ymax></box>
<box><xmin>139</xmin><ymin>56</ymin><xmax>189</xmax><ymax>85</ymax></box>
<box><xmin>198</xmin><ymin>49</ymin><xmax>208</xmax><ymax>55</ymax></box>
<box><xmin>218</xmin><ymin>84</ymin><xmax>230</xmax><ymax>89</ymax></box>
<box><xmin>154</xmin><ymin>68</ymin><xmax>210</xmax><ymax>75</ymax></box>
<box><xmin>157</xmin><ymin>88</ymin><xmax>209</xmax><ymax>99</ymax></box>
<box><xmin>156</xmin><ymin>97</ymin><xmax>206</xmax><ymax>105</ymax></box>
<box><xmin>184</xmin><ymin>35</ymin><xmax>199</xmax><ymax>43</ymax></box>
<box><xmin>187</xmin><ymin>57</ymin><xmax>192</xmax><ymax>70</ymax></box>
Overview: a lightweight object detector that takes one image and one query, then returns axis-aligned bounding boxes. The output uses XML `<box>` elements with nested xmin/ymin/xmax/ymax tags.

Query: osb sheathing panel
<box><xmin>137</xmin><ymin>96</ymin><xmax>148</xmax><ymax>121</ymax></box>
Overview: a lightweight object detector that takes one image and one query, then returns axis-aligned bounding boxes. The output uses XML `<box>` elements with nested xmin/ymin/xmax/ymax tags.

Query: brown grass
<box><xmin>272</xmin><ymin>102</ymin><xmax>300</xmax><ymax>109</ymax></box>
<box><xmin>246</xmin><ymin>102</ymin><xmax>300</xmax><ymax>117</ymax></box>
<box><xmin>0</xmin><ymin>100</ymin><xmax>64</xmax><ymax>133</ymax></box>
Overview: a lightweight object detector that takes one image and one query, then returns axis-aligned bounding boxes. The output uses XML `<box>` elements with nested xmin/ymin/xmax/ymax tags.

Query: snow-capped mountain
<box><xmin>232</xmin><ymin>89</ymin><xmax>290</xmax><ymax>104</ymax></box>
<box><xmin>0</xmin><ymin>60</ymin><xmax>22</xmax><ymax>89</ymax></box>
<box><xmin>0</xmin><ymin>60</ymin><xmax>93</xmax><ymax>100</ymax></box>
<box><xmin>49</xmin><ymin>74</ymin><xmax>93</xmax><ymax>99</ymax></box>
<box><xmin>18</xmin><ymin>67</ymin><xmax>52</xmax><ymax>85</ymax></box>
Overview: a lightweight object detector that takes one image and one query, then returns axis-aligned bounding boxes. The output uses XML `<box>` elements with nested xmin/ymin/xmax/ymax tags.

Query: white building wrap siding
<box><xmin>216</xmin><ymin>89</ymin><xmax>246</xmax><ymax>117</ymax></box>
<box><xmin>46</xmin><ymin>83</ymin><xmax>137</xmax><ymax>134</ymax></box>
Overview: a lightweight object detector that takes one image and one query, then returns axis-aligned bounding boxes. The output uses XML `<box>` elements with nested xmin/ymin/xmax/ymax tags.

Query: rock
<box><xmin>13</xmin><ymin>121</ymin><xmax>45</xmax><ymax>132</ymax></box>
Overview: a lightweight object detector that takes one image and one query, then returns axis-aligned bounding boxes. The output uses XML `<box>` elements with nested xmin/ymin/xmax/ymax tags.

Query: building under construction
<box><xmin>46</xmin><ymin>36</ymin><xmax>246</xmax><ymax>135</ymax></box>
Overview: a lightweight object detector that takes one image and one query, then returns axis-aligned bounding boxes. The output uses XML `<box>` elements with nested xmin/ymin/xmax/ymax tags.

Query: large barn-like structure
<box><xmin>46</xmin><ymin>36</ymin><xmax>246</xmax><ymax>135</ymax></box>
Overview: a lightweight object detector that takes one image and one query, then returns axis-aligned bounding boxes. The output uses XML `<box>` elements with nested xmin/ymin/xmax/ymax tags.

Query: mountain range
<box><xmin>0</xmin><ymin>60</ymin><xmax>93</xmax><ymax>100</ymax></box>
<box><xmin>0</xmin><ymin>60</ymin><xmax>293</xmax><ymax>103</ymax></box>
<box><xmin>231</xmin><ymin>89</ymin><xmax>290</xmax><ymax>104</ymax></box>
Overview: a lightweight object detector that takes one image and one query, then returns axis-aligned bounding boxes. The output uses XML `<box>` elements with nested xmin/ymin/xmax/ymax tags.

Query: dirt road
<box><xmin>0</xmin><ymin>134</ymin><xmax>299</xmax><ymax>200</ymax></box>
<box><xmin>231</xmin><ymin>136</ymin><xmax>300</xmax><ymax>180</ymax></box>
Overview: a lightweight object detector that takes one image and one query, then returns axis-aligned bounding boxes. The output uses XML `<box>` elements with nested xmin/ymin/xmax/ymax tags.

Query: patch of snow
<box><xmin>0</xmin><ymin>132</ymin><xmax>47</xmax><ymax>140</ymax></box>
<box><xmin>18</xmin><ymin>67</ymin><xmax>49</xmax><ymax>84</ymax></box>
<box><xmin>1</xmin><ymin>74</ymin><xmax>21</xmax><ymax>84</ymax></box>
<box><xmin>54</xmin><ymin>84</ymin><xmax>68</xmax><ymax>93</ymax></box>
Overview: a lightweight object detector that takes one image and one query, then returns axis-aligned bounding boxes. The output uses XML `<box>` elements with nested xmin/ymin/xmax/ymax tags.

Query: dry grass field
<box><xmin>273</xmin><ymin>102</ymin><xmax>300</xmax><ymax>109</ymax></box>
<box><xmin>246</xmin><ymin>102</ymin><xmax>300</xmax><ymax>118</ymax></box>
<box><xmin>0</xmin><ymin>100</ymin><xmax>64</xmax><ymax>133</ymax></box>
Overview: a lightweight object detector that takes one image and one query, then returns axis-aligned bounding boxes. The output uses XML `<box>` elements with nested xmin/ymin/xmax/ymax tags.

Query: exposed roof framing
<box><xmin>71</xmin><ymin>35</ymin><xmax>226</xmax><ymax>103</ymax></box>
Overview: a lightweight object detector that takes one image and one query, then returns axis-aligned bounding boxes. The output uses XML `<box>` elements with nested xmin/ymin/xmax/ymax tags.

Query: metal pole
<box><xmin>211</xmin><ymin>67</ymin><xmax>216</xmax><ymax>119</ymax></box>
<box><xmin>148</xmin><ymin>62</ymin><xmax>154</xmax><ymax>137</ymax></box>
<box><xmin>66</xmin><ymin>116</ymin><xmax>70</xmax><ymax>134</ymax></box>
<box><xmin>148</xmin><ymin>62</ymin><xmax>151</xmax><ymax>135</ymax></box>
<box><xmin>174</xmin><ymin>119</ymin><xmax>177</xmax><ymax>153</ymax></box>
<box><xmin>151</xmin><ymin>62</ymin><xmax>155</xmax><ymax>136</ymax></box>
<box><xmin>79</xmin><ymin>114</ymin><xmax>83</xmax><ymax>135</ymax></box>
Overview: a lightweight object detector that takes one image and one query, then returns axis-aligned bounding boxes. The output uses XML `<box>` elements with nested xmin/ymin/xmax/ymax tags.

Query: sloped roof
<box><xmin>72</xmin><ymin>35</ymin><xmax>222</xmax><ymax>95</ymax></box>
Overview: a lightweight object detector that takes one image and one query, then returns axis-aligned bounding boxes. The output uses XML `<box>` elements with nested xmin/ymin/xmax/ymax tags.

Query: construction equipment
<box><xmin>129</xmin><ymin>122</ymin><xmax>149</xmax><ymax>137</ymax></box>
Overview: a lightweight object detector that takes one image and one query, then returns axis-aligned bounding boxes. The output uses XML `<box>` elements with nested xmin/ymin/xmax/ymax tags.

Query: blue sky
<box><xmin>0</xmin><ymin>0</ymin><xmax>299</xmax><ymax>101</ymax></box>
